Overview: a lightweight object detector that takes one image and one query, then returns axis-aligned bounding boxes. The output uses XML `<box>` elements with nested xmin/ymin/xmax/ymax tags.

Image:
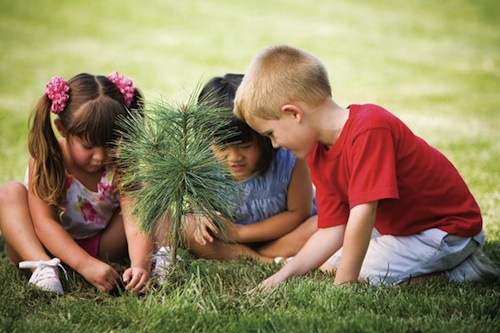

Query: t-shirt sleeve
<box><xmin>316</xmin><ymin>190</ymin><xmax>349</xmax><ymax>228</ymax></box>
<box><xmin>348</xmin><ymin>127</ymin><xmax>399</xmax><ymax>208</ymax></box>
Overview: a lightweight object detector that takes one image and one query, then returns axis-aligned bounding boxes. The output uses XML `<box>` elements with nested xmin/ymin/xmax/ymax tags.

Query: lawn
<box><xmin>0</xmin><ymin>0</ymin><xmax>499</xmax><ymax>332</ymax></box>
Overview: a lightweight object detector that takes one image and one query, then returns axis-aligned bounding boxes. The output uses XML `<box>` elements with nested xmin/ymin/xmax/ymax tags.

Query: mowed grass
<box><xmin>0</xmin><ymin>0</ymin><xmax>499</xmax><ymax>332</ymax></box>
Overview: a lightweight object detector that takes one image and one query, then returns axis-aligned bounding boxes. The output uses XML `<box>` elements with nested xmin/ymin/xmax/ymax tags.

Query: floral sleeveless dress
<box><xmin>58</xmin><ymin>166</ymin><xmax>120</xmax><ymax>240</ymax></box>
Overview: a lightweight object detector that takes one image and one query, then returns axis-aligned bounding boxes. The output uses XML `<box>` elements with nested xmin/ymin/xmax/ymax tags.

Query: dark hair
<box><xmin>198</xmin><ymin>73</ymin><xmax>276</xmax><ymax>174</ymax></box>
<box><xmin>28</xmin><ymin>72</ymin><xmax>144</xmax><ymax>209</ymax></box>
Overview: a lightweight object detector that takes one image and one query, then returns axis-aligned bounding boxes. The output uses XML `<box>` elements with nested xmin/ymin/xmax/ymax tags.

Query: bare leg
<box><xmin>183</xmin><ymin>219</ymin><xmax>274</xmax><ymax>263</ymax></box>
<box><xmin>319</xmin><ymin>261</ymin><xmax>336</xmax><ymax>273</ymax></box>
<box><xmin>188</xmin><ymin>237</ymin><xmax>274</xmax><ymax>263</ymax></box>
<box><xmin>98</xmin><ymin>209</ymin><xmax>128</xmax><ymax>262</ymax></box>
<box><xmin>257</xmin><ymin>215</ymin><xmax>318</xmax><ymax>258</ymax></box>
<box><xmin>153</xmin><ymin>215</ymin><xmax>171</xmax><ymax>251</ymax></box>
<box><xmin>0</xmin><ymin>182</ymin><xmax>51</xmax><ymax>268</ymax></box>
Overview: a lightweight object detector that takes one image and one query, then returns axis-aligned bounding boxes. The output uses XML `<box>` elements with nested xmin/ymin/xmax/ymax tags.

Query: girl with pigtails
<box><xmin>0</xmin><ymin>72</ymin><xmax>156</xmax><ymax>294</ymax></box>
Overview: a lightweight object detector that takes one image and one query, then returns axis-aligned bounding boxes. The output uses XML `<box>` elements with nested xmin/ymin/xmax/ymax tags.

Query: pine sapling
<box><xmin>116</xmin><ymin>94</ymin><xmax>242</xmax><ymax>263</ymax></box>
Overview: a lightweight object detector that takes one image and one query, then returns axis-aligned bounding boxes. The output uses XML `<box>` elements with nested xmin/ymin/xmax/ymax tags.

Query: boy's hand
<box><xmin>258</xmin><ymin>276</ymin><xmax>282</xmax><ymax>291</ymax></box>
<box><xmin>123</xmin><ymin>266</ymin><xmax>150</xmax><ymax>293</ymax></box>
<box><xmin>246</xmin><ymin>273</ymin><xmax>283</xmax><ymax>296</ymax></box>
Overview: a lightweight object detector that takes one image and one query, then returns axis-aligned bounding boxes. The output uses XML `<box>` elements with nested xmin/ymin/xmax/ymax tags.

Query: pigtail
<box><xmin>28</xmin><ymin>95</ymin><xmax>66</xmax><ymax>209</ymax></box>
<box><xmin>129</xmin><ymin>88</ymin><xmax>144</xmax><ymax>114</ymax></box>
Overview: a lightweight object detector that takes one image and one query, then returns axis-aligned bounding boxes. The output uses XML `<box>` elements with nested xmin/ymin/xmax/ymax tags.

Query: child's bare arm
<box><xmin>236</xmin><ymin>158</ymin><xmax>313</xmax><ymax>242</ymax></box>
<box><xmin>258</xmin><ymin>224</ymin><xmax>346</xmax><ymax>290</ymax></box>
<box><xmin>120</xmin><ymin>195</ymin><xmax>154</xmax><ymax>293</ymax></box>
<box><xmin>333</xmin><ymin>201</ymin><xmax>377</xmax><ymax>285</ymax></box>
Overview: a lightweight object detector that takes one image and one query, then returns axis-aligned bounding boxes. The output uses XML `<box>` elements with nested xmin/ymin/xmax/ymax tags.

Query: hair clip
<box><xmin>45</xmin><ymin>76</ymin><xmax>70</xmax><ymax>113</ymax></box>
<box><xmin>108</xmin><ymin>71</ymin><xmax>135</xmax><ymax>108</ymax></box>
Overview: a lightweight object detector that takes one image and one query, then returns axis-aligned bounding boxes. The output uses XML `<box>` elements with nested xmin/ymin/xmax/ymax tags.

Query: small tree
<box><xmin>116</xmin><ymin>94</ymin><xmax>241</xmax><ymax>261</ymax></box>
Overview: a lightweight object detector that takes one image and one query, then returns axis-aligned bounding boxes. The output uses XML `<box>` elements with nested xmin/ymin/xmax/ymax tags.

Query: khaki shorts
<box><xmin>326</xmin><ymin>228</ymin><xmax>484</xmax><ymax>285</ymax></box>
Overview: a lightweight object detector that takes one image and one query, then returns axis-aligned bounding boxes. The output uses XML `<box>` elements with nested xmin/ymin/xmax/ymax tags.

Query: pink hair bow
<box><xmin>45</xmin><ymin>76</ymin><xmax>70</xmax><ymax>114</ymax></box>
<box><xmin>108</xmin><ymin>71</ymin><xmax>135</xmax><ymax>108</ymax></box>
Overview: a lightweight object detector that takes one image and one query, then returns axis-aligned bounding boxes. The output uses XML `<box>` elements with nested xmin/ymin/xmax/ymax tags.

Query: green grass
<box><xmin>1</xmin><ymin>0</ymin><xmax>499</xmax><ymax>332</ymax></box>
<box><xmin>0</xmin><ymin>252</ymin><xmax>499</xmax><ymax>333</ymax></box>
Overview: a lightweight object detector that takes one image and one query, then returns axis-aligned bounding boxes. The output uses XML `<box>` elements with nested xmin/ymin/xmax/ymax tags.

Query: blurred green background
<box><xmin>1</xmin><ymin>0</ymin><xmax>499</xmax><ymax>235</ymax></box>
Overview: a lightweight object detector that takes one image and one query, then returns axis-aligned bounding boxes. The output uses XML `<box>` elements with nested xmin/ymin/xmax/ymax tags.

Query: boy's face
<box><xmin>247</xmin><ymin>113</ymin><xmax>315</xmax><ymax>159</ymax></box>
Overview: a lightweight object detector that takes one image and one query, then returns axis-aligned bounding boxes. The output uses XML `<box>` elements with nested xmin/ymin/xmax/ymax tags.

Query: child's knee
<box><xmin>0</xmin><ymin>181</ymin><xmax>27</xmax><ymax>203</ymax></box>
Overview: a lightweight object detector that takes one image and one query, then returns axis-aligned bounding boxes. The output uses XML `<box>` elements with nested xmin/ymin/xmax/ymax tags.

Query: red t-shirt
<box><xmin>307</xmin><ymin>104</ymin><xmax>482</xmax><ymax>237</ymax></box>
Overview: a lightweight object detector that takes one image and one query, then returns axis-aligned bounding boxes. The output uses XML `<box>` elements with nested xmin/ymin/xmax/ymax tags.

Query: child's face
<box><xmin>212</xmin><ymin>137</ymin><xmax>261</xmax><ymax>181</ymax></box>
<box><xmin>66</xmin><ymin>136</ymin><xmax>111</xmax><ymax>173</ymax></box>
<box><xmin>247</xmin><ymin>115</ymin><xmax>314</xmax><ymax>159</ymax></box>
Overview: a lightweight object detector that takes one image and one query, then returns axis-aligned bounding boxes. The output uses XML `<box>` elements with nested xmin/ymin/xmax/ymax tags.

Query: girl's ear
<box><xmin>281</xmin><ymin>103</ymin><xmax>304</xmax><ymax>123</ymax></box>
<box><xmin>54</xmin><ymin>118</ymin><xmax>67</xmax><ymax>138</ymax></box>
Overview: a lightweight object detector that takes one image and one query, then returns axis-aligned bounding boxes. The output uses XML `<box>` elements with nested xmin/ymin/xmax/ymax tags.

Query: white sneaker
<box><xmin>152</xmin><ymin>246</ymin><xmax>182</xmax><ymax>284</ymax></box>
<box><xmin>447</xmin><ymin>249</ymin><xmax>500</xmax><ymax>283</ymax></box>
<box><xmin>19</xmin><ymin>258</ymin><xmax>67</xmax><ymax>294</ymax></box>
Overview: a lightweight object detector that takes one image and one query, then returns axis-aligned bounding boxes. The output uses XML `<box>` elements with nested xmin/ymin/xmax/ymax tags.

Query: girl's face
<box><xmin>213</xmin><ymin>137</ymin><xmax>261</xmax><ymax>181</ymax></box>
<box><xmin>66</xmin><ymin>136</ymin><xmax>111</xmax><ymax>173</ymax></box>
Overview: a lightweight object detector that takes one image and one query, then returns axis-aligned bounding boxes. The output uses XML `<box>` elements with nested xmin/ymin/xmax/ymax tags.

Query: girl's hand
<box><xmin>192</xmin><ymin>215</ymin><xmax>219</xmax><ymax>245</ymax></box>
<box><xmin>123</xmin><ymin>266</ymin><xmax>150</xmax><ymax>293</ymax></box>
<box><xmin>80</xmin><ymin>259</ymin><xmax>122</xmax><ymax>292</ymax></box>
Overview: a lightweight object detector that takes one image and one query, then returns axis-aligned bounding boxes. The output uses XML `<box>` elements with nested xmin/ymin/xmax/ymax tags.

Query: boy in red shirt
<box><xmin>234</xmin><ymin>45</ymin><xmax>500</xmax><ymax>287</ymax></box>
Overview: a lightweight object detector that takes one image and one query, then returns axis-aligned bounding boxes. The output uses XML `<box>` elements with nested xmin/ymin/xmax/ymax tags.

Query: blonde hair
<box><xmin>234</xmin><ymin>45</ymin><xmax>332</xmax><ymax>121</ymax></box>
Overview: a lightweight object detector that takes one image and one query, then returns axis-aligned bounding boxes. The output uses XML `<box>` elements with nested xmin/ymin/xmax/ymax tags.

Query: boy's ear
<box><xmin>54</xmin><ymin>118</ymin><xmax>67</xmax><ymax>138</ymax></box>
<box><xmin>281</xmin><ymin>103</ymin><xmax>304</xmax><ymax>122</ymax></box>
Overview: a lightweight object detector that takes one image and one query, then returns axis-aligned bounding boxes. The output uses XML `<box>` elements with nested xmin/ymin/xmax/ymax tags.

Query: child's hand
<box><xmin>123</xmin><ymin>267</ymin><xmax>150</xmax><ymax>294</ymax></box>
<box><xmin>192</xmin><ymin>215</ymin><xmax>219</xmax><ymax>245</ymax></box>
<box><xmin>81</xmin><ymin>259</ymin><xmax>122</xmax><ymax>292</ymax></box>
<box><xmin>258</xmin><ymin>275</ymin><xmax>283</xmax><ymax>291</ymax></box>
<box><xmin>246</xmin><ymin>276</ymin><xmax>281</xmax><ymax>296</ymax></box>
